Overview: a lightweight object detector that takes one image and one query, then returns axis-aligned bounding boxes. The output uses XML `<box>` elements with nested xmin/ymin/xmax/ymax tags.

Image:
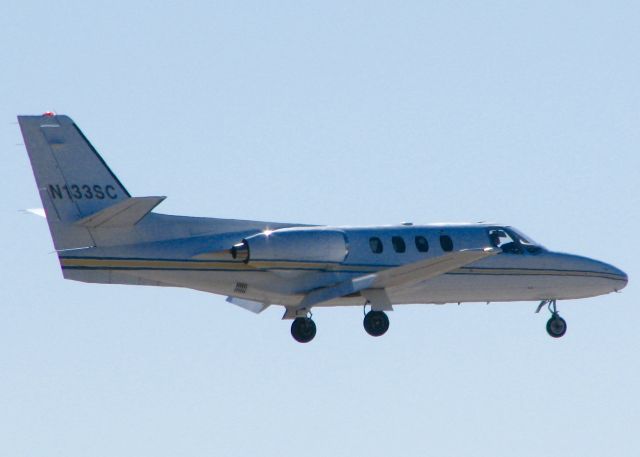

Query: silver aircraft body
<box><xmin>19</xmin><ymin>114</ymin><xmax>628</xmax><ymax>342</ymax></box>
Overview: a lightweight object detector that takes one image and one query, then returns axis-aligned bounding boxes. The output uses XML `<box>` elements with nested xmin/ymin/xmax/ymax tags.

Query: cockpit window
<box><xmin>488</xmin><ymin>229</ymin><xmax>523</xmax><ymax>254</ymax></box>
<box><xmin>509</xmin><ymin>228</ymin><xmax>544</xmax><ymax>254</ymax></box>
<box><xmin>488</xmin><ymin>227</ymin><xmax>544</xmax><ymax>255</ymax></box>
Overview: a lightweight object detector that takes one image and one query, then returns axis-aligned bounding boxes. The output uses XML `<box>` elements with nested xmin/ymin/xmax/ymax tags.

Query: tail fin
<box><xmin>19</xmin><ymin>114</ymin><xmax>132</xmax><ymax>250</ymax></box>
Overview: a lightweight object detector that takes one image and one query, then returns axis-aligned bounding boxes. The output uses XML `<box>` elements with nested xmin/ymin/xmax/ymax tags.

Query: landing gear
<box><xmin>546</xmin><ymin>315</ymin><xmax>567</xmax><ymax>338</ymax></box>
<box><xmin>291</xmin><ymin>317</ymin><xmax>316</xmax><ymax>343</ymax></box>
<box><xmin>363</xmin><ymin>310</ymin><xmax>390</xmax><ymax>337</ymax></box>
<box><xmin>536</xmin><ymin>299</ymin><xmax>567</xmax><ymax>338</ymax></box>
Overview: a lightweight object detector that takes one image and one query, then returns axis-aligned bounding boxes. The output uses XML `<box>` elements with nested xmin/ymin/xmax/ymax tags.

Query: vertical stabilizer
<box><xmin>19</xmin><ymin>114</ymin><xmax>131</xmax><ymax>250</ymax></box>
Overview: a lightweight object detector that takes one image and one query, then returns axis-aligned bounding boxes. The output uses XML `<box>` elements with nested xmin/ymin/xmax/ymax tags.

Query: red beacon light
<box><xmin>42</xmin><ymin>111</ymin><xmax>56</xmax><ymax>117</ymax></box>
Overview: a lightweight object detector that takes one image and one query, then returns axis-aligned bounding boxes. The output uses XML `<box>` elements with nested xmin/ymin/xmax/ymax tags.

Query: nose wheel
<box><xmin>536</xmin><ymin>300</ymin><xmax>567</xmax><ymax>338</ymax></box>
<box><xmin>546</xmin><ymin>314</ymin><xmax>567</xmax><ymax>338</ymax></box>
<box><xmin>363</xmin><ymin>310</ymin><xmax>390</xmax><ymax>337</ymax></box>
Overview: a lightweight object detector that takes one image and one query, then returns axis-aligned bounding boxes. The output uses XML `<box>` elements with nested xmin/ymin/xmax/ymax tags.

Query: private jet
<box><xmin>19</xmin><ymin>113</ymin><xmax>628</xmax><ymax>342</ymax></box>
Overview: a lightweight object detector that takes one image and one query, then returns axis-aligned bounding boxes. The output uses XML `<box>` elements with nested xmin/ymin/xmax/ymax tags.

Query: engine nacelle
<box><xmin>230</xmin><ymin>228</ymin><xmax>348</xmax><ymax>264</ymax></box>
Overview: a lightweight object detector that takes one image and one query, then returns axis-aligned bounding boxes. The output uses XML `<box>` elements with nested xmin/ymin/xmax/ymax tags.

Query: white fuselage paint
<box><xmin>60</xmin><ymin>222</ymin><xmax>628</xmax><ymax>309</ymax></box>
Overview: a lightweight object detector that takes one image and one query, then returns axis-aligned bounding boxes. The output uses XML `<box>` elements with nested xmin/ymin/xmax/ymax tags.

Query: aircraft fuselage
<box><xmin>59</xmin><ymin>223</ymin><xmax>628</xmax><ymax>308</ymax></box>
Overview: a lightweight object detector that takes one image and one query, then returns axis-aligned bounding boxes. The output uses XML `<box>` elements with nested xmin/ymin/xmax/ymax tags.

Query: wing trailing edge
<box><xmin>226</xmin><ymin>296</ymin><xmax>270</xmax><ymax>313</ymax></box>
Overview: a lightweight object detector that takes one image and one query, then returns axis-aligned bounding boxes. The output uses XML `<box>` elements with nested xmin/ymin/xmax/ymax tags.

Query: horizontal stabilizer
<box><xmin>21</xmin><ymin>208</ymin><xmax>46</xmax><ymax>218</ymax></box>
<box><xmin>226</xmin><ymin>296</ymin><xmax>270</xmax><ymax>313</ymax></box>
<box><xmin>75</xmin><ymin>196</ymin><xmax>166</xmax><ymax>228</ymax></box>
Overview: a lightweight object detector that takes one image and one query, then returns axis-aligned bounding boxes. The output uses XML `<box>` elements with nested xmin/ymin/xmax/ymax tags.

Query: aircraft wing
<box><xmin>369</xmin><ymin>247</ymin><xmax>498</xmax><ymax>289</ymax></box>
<box><xmin>297</xmin><ymin>247</ymin><xmax>498</xmax><ymax>310</ymax></box>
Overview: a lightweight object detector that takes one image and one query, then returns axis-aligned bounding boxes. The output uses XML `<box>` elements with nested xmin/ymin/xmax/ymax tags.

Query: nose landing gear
<box><xmin>536</xmin><ymin>299</ymin><xmax>567</xmax><ymax>338</ymax></box>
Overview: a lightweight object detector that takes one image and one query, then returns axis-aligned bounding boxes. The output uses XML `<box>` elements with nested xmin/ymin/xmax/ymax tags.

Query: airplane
<box><xmin>19</xmin><ymin>113</ymin><xmax>628</xmax><ymax>343</ymax></box>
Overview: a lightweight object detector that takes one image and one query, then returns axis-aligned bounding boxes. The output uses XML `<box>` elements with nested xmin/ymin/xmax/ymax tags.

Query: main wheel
<box><xmin>363</xmin><ymin>310</ymin><xmax>390</xmax><ymax>337</ymax></box>
<box><xmin>291</xmin><ymin>317</ymin><xmax>317</xmax><ymax>343</ymax></box>
<box><xmin>546</xmin><ymin>315</ymin><xmax>567</xmax><ymax>338</ymax></box>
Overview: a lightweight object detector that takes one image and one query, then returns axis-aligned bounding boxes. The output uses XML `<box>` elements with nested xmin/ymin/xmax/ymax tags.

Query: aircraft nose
<box><xmin>576</xmin><ymin>255</ymin><xmax>628</xmax><ymax>292</ymax></box>
<box><xmin>602</xmin><ymin>262</ymin><xmax>628</xmax><ymax>291</ymax></box>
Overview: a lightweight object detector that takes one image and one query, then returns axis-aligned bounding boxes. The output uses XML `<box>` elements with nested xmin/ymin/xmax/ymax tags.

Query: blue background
<box><xmin>1</xmin><ymin>2</ymin><xmax>638</xmax><ymax>456</ymax></box>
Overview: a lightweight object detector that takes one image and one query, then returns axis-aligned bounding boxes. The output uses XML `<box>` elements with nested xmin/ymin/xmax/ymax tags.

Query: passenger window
<box><xmin>439</xmin><ymin>235</ymin><xmax>453</xmax><ymax>252</ymax></box>
<box><xmin>392</xmin><ymin>236</ymin><xmax>406</xmax><ymax>253</ymax></box>
<box><xmin>488</xmin><ymin>229</ymin><xmax>522</xmax><ymax>254</ymax></box>
<box><xmin>369</xmin><ymin>237</ymin><xmax>383</xmax><ymax>254</ymax></box>
<box><xmin>415</xmin><ymin>236</ymin><xmax>429</xmax><ymax>252</ymax></box>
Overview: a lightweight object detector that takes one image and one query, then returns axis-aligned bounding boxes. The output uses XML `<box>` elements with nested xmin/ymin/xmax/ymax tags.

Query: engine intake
<box><xmin>230</xmin><ymin>241</ymin><xmax>249</xmax><ymax>262</ymax></box>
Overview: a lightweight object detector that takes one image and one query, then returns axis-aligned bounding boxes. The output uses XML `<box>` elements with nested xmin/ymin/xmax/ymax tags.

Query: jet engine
<box><xmin>230</xmin><ymin>228</ymin><xmax>348</xmax><ymax>264</ymax></box>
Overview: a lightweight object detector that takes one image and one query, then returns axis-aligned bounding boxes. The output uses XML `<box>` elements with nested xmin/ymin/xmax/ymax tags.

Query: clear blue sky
<box><xmin>2</xmin><ymin>1</ymin><xmax>639</xmax><ymax>456</ymax></box>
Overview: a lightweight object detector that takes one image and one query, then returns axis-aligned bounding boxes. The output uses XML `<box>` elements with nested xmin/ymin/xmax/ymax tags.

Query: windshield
<box><xmin>508</xmin><ymin>227</ymin><xmax>545</xmax><ymax>253</ymax></box>
<box><xmin>487</xmin><ymin>227</ymin><xmax>545</xmax><ymax>255</ymax></box>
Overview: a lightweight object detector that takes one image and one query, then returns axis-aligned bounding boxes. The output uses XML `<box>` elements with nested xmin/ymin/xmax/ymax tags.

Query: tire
<box><xmin>363</xmin><ymin>311</ymin><xmax>390</xmax><ymax>337</ymax></box>
<box><xmin>291</xmin><ymin>317</ymin><xmax>317</xmax><ymax>343</ymax></box>
<box><xmin>546</xmin><ymin>315</ymin><xmax>567</xmax><ymax>338</ymax></box>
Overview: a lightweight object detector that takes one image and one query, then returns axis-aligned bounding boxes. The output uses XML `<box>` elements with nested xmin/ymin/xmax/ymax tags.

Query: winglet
<box><xmin>75</xmin><ymin>196</ymin><xmax>166</xmax><ymax>228</ymax></box>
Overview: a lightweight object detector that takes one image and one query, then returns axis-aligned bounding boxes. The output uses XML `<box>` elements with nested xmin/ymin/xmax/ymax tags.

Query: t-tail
<box><xmin>18</xmin><ymin>114</ymin><xmax>164</xmax><ymax>251</ymax></box>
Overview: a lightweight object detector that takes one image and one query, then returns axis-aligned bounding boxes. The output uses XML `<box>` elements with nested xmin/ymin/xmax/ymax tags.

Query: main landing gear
<box><xmin>363</xmin><ymin>308</ymin><xmax>390</xmax><ymax>337</ymax></box>
<box><xmin>536</xmin><ymin>299</ymin><xmax>567</xmax><ymax>338</ymax></box>
<box><xmin>288</xmin><ymin>307</ymin><xmax>391</xmax><ymax>343</ymax></box>
<box><xmin>290</xmin><ymin>316</ymin><xmax>317</xmax><ymax>343</ymax></box>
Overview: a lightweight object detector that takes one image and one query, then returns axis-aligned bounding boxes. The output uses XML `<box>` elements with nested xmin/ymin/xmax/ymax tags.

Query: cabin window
<box><xmin>439</xmin><ymin>235</ymin><xmax>453</xmax><ymax>252</ymax></box>
<box><xmin>392</xmin><ymin>236</ymin><xmax>406</xmax><ymax>253</ymax></box>
<box><xmin>369</xmin><ymin>237</ymin><xmax>383</xmax><ymax>254</ymax></box>
<box><xmin>415</xmin><ymin>236</ymin><xmax>429</xmax><ymax>252</ymax></box>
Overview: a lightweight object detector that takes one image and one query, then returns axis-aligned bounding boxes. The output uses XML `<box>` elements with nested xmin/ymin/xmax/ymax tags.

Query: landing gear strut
<box><xmin>363</xmin><ymin>309</ymin><xmax>390</xmax><ymax>337</ymax></box>
<box><xmin>291</xmin><ymin>316</ymin><xmax>316</xmax><ymax>343</ymax></box>
<box><xmin>537</xmin><ymin>300</ymin><xmax>567</xmax><ymax>338</ymax></box>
